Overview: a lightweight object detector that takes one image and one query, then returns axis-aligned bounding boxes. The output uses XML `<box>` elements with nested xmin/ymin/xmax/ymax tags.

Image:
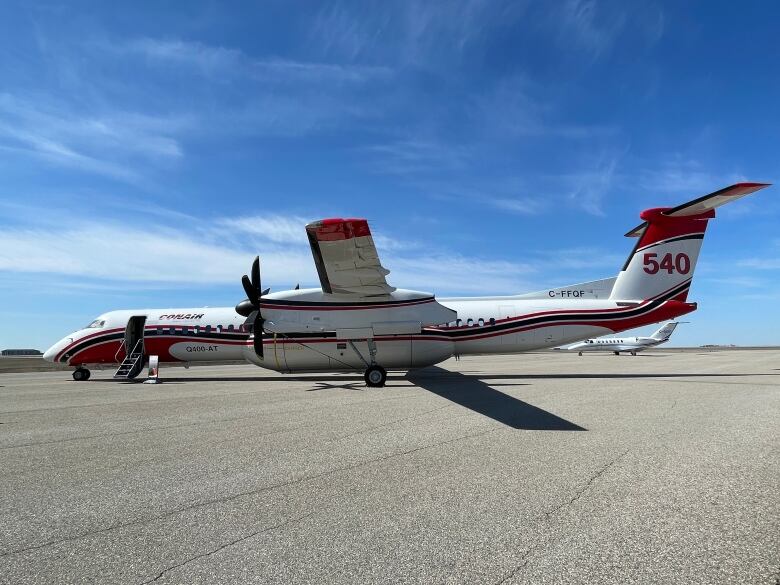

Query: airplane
<box><xmin>43</xmin><ymin>182</ymin><xmax>770</xmax><ymax>387</ymax></box>
<box><xmin>563</xmin><ymin>321</ymin><xmax>683</xmax><ymax>356</ymax></box>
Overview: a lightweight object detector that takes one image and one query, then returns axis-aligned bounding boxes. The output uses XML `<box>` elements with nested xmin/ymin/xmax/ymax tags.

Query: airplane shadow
<box><xmin>148</xmin><ymin>375</ymin><xmax>368</xmax><ymax>383</ymax></box>
<box><xmin>406</xmin><ymin>367</ymin><xmax>586</xmax><ymax>432</ymax></box>
<box><xmin>471</xmin><ymin>372</ymin><xmax>780</xmax><ymax>380</ymax></box>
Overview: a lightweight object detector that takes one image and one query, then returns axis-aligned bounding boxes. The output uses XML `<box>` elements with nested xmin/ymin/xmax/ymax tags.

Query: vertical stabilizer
<box><xmin>650</xmin><ymin>321</ymin><xmax>679</xmax><ymax>341</ymax></box>
<box><xmin>610</xmin><ymin>183</ymin><xmax>770</xmax><ymax>302</ymax></box>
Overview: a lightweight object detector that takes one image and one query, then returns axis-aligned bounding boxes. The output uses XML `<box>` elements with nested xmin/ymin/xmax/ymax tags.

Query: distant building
<box><xmin>1</xmin><ymin>349</ymin><xmax>43</xmax><ymax>356</ymax></box>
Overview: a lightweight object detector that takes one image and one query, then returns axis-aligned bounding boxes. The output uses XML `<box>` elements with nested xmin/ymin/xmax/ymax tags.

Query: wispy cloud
<box><xmin>535</xmin><ymin>247</ymin><xmax>624</xmax><ymax>271</ymax></box>
<box><xmin>363</xmin><ymin>140</ymin><xmax>472</xmax><ymax>175</ymax></box>
<box><xmin>120</xmin><ymin>37</ymin><xmax>392</xmax><ymax>83</ymax></box>
<box><xmin>388</xmin><ymin>254</ymin><xmax>536</xmax><ymax>295</ymax></box>
<box><xmin>0</xmin><ymin>34</ymin><xmax>396</xmax><ymax>184</ymax></box>
<box><xmin>490</xmin><ymin>197</ymin><xmax>548</xmax><ymax>215</ymax></box>
<box><xmin>311</xmin><ymin>0</ymin><xmax>528</xmax><ymax>67</ymax></box>
<box><xmin>705</xmin><ymin>276</ymin><xmax>765</xmax><ymax>288</ymax></box>
<box><xmin>553</xmin><ymin>0</ymin><xmax>627</xmax><ymax>59</ymax></box>
<box><xmin>0</xmin><ymin>208</ymin><xmax>538</xmax><ymax>295</ymax></box>
<box><xmin>638</xmin><ymin>157</ymin><xmax>748</xmax><ymax>196</ymax></box>
<box><xmin>473</xmin><ymin>76</ymin><xmax>619</xmax><ymax>139</ymax></box>
<box><xmin>0</xmin><ymin>92</ymin><xmax>185</xmax><ymax>182</ymax></box>
<box><xmin>566</xmin><ymin>155</ymin><xmax>619</xmax><ymax>216</ymax></box>
<box><xmin>738</xmin><ymin>258</ymin><xmax>780</xmax><ymax>270</ymax></box>
<box><xmin>217</xmin><ymin>215</ymin><xmax>312</xmax><ymax>245</ymax></box>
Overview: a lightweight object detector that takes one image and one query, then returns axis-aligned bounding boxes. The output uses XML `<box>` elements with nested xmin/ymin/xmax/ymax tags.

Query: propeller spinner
<box><xmin>235</xmin><ymin>256</ymin><xmax>266</xmax><ymax>358</ymax></box>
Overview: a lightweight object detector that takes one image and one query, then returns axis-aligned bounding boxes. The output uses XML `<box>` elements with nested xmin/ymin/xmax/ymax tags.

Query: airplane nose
<box><xmin>43</xmin><ymin>337</ymin><xmax>72</xmax><ymax>363</ymax></box>
<box><xmin>42</xmin><ymin>345</ymin><xmax>58</xmax><ymax>362</ymax></box>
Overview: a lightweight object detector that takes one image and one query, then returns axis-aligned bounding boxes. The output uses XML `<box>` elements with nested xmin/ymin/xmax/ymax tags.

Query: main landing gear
<box><xmin>72</xmin><ymin>367</ymin><xmax>91</xmax><ymax>381</ymax></box>
<box><xmin>347</xmin><ymin>339</ymin><xmax>387</xmax><ymax>387</ymax></box>
<box><xmin>613</xmin><ymin>351</ymin><xmax>620</xmax><ymax>356</ymax></box>
<box><xmin>364</xmin><ymin>365</ymin><xmax>387</xmax><ymax>388</ymax></box>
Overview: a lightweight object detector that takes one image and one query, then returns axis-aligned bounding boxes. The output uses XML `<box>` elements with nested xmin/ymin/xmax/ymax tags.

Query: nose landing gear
<box><xmin>72</xmin><ymin>367</ymin><xmax>91</xmax><ymax>381</ymax></box>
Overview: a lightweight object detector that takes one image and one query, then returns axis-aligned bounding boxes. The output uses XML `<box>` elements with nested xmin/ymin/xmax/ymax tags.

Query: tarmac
<box><xmin>1</xmin><ymin>350</ymin><xmax>778</xmax><ymax>584</ymax></box>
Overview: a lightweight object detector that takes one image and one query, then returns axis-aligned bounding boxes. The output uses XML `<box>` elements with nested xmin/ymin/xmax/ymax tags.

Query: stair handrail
<box><xmin>114</xmin><ymin>338</ymin><xmax>126</xmax><ymax>363</ymax></box>
<box><xmin>129</xmin><ymin>338</ymin><xmax>144</xmax><ymax>361</ymax></box>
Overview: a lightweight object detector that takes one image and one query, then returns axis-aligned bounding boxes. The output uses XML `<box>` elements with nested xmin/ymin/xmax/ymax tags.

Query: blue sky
<box><xmin>1</xmin><ymin>0</ymin><xmax>778</xmax><ymax>350</ymax></box>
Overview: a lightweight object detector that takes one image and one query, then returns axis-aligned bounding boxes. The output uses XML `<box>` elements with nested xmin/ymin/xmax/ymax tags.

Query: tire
<box><xmin>83</xmin><ymin>369</ymin><xmax>91</xmax><ymax>380</ymax></box>
<box><xmin>631</xmin><ymin>351</ymin><xmax>637</xmax><ymax>356</ymax></box>
<box><xmin>72</xmin><ymin>368</ymin><xmax>87</xmax><ymax>381</ymax></box>
<box><xmin>613</xmin><ymin>351</ymin><xmax>620</xmax><ymax>356</ymax></box>
<box><xmin>364</xmin><ymin>365</ymin><xmax>387</xmax><ymax>387</ymax></box>
<box><xmin>578</xmin><ymin>351</ymin><xmax>582</xmax><ymax>356</ymax></box>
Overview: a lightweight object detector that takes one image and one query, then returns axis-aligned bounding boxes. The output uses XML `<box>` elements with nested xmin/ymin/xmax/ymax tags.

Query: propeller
<box><xmin>235</xmin><ymin>256</ymin><xmax>266</xmax><ymax>358</ymax></box>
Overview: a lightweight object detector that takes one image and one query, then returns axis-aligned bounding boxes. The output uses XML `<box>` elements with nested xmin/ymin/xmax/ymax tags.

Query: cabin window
<box><xmin>169</xmin><ymin>327</ymin><xmax>176</xmax><ymax>335</ymax></box>
<box><xmin>488</xmin><ymin>318</ymin><xmax>495</xmax><ymax>326</ymax></box>
<box><xmin>456</xmin><ymin>319</ymin><xmax>462</xmax><ymax>327</ymax></box>
<box><xmin>467</xmin><ymin>318</ymin><xmax>474</xmax><ymax>327</ymax></box>
<box><xmin>217</xmin><ymin>325</ymin><xmax>223</xmax><ymax>333</ymax></box>
<box><xmin>478</xmin><ymin>318</ymin><xmax>485</xmax><ymax>327</ymax></box>
<box><xmin>194</xmin><ymin>325</ymin><xmax>201</xmax><ymax>335</ymax></box>
<box><xmin>227</xmin><ymin>324</ymin><xmax>234</xmax><ymax>332</ymax></box>
<box><xmin>205</xmin><ymin>325</ymin><xmax>212</xmax><ymax>334</ymax></box>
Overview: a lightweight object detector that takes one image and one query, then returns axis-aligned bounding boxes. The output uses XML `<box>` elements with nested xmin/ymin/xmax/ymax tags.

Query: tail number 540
<box><xmin>643</xmin><ymin>252</ymin><xmax>690</xmax><ymax>275</ymax></box>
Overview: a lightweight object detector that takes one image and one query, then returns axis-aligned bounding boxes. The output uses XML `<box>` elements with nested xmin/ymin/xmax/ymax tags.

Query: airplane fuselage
<box><xmin>567</xmin><ymin>336</ymin><xmax>661</xmax><ymax>354</ymax></box>
<box><xmin>44</xmin><ymin>287</ymin><xmax>695</xmax><ymax>373</ymax></box>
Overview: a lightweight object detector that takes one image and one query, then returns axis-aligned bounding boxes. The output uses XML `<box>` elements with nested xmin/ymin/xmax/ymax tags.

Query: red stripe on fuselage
<box><xmin>256</xmin><ymin>300</ymin><xmax>695</xmax><ymax>346</ymax></box>
<box><xmin>65</xmin><ymin>335</ymin><xmax>248</xmax><ymax>365</ymax></box>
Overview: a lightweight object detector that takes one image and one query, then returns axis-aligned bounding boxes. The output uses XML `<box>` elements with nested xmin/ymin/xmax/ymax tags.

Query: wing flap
<box><xmin>306</xmin><ymin>218</ymin><xmax>396</xmax><ymax>296</ymax></box>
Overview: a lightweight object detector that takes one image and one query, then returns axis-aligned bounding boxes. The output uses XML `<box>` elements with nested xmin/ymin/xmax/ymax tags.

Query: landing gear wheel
<box><xmin>364</xmin><ymin>365</ymin><xmax>387</xmax><ymax>388</ymax></box>
<box><xmin>72</xmin><ymin>368</ymin><xmax>90</xmax><ymax>381</ymax></box>
<box><xmin>613</xmin><ymin>351</ymin><xmax>620</xmax><ymax>356</ymax></box>
<box><xmin>630</xmin><ymin>351</ymin><xmax>637</xmax><ymax>356</ymax></box>
<box><xmin>578</xmin><ymin>351</ymin><xmax>583</xmax><ymax>356</ymax></box>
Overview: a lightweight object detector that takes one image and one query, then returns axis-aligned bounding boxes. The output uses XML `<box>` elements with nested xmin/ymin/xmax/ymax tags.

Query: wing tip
<box><xmin>306</xmin><ymin>218</ymin><xmax>371</xmax><ymax>241</ymax></box>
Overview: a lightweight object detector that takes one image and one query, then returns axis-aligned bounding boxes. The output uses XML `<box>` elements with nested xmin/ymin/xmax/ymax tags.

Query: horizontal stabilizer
<box><xmin>625</xmin><ymin>183</ymin><xmax>771</xmax><ymax>237</ymax></box>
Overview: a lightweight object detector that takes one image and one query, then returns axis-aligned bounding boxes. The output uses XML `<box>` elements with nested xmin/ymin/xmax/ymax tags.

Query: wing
<box><xmin>305</xmin><ymin>218</ymin><xmax>396</xmax><ymax>296</ymax></box>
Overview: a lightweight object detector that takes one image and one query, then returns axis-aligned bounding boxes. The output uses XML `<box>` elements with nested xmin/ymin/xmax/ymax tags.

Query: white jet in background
<box><xmin>564</xmin><ymin>321</ymin><xmax>683</xmax><ymax>356</ymax></box>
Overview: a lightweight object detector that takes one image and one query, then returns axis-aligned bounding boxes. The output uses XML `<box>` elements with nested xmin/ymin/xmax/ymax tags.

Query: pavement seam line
<box><xmin>543</xmin><ymin>448</ymin><xmax>631</xmax><ymax>521</ymax></box>
<box><xmin>1</xmin><ymin>427</ymin><xmax>498</xmax><ymax>558</ymax></box>
<box><xmin>139</xmin><ymin>511</ymin><xmax>317</xmax><ymax>584</ymax></box>
<box><xmin>491</xmin><ymin>448</ymin><xmax>631</xmax><ymax>584</ymax></box>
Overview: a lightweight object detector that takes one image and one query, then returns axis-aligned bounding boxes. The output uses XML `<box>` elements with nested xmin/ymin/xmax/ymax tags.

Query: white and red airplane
<box><xmin>43</xmin><ymin>183</ymin><xmax>769</xmax><ymax>386</ymax></box>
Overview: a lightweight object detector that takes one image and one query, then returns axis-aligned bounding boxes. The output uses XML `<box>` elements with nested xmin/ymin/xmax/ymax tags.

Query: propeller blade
<box><xmin>241</xmin><ymin>275</ymin><xmax>256</xmax><ymax>303</ymax></box>
<box><xmin>253</xmin><ymin>312</ymin><xmax>264</xmax><ymax>358</ymax></box>
<box><xmin>251</xmin><ymin>256</ymin><xmax>260</xmax><ymax>293</ymax></box>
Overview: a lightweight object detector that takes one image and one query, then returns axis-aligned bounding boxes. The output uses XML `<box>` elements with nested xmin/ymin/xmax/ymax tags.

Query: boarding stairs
<box><xmin>113</xmin><ymin>339</ymin><xmax>145</xmax><ymax>379</ymax></box>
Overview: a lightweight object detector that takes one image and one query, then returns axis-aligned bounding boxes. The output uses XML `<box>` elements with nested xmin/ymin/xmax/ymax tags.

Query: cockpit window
<box><xmin>86</xmin><ymin>319</ymin><xmax>106</xmax><ymax>329</ymax></box>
